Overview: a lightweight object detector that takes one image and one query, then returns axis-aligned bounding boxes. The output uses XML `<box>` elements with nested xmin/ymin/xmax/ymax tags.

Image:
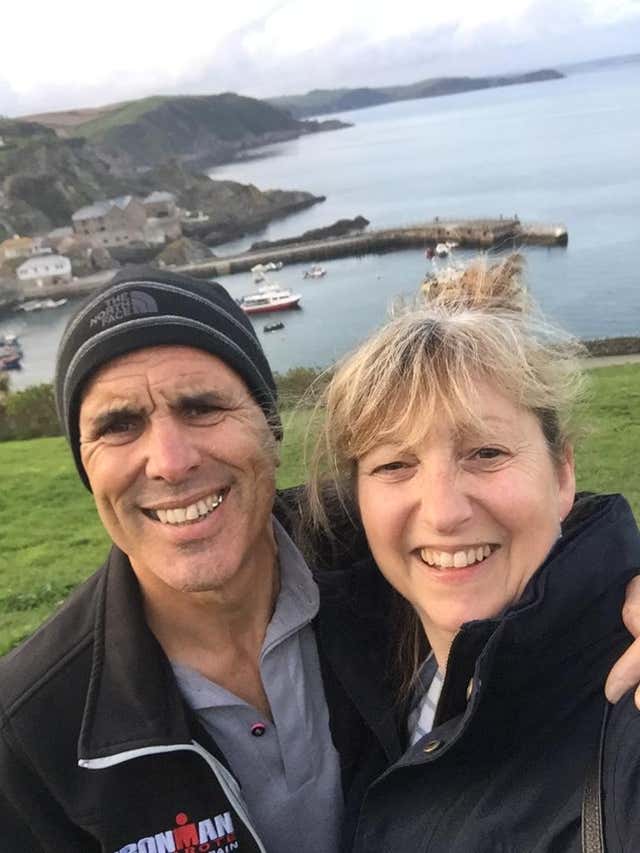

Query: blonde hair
<box><xmin>304</xmin><ymin>254</ymin><xmax>587</xmax><ymax>695</ymax></box>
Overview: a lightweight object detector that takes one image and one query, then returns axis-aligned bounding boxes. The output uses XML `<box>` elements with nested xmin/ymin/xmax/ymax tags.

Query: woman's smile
<box><xmin>419</xmin><ymin>544</ymin><xmax>496</xmax><ymax>569</ymax></box>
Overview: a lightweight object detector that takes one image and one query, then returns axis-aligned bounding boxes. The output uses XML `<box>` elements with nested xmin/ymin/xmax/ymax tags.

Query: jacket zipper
<box><xmin>79</xmin><ymin>739</ymin><xmax>267</xmax><ymax>853</ymax></box>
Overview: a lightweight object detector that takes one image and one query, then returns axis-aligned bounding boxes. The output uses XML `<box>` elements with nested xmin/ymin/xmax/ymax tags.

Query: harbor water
<box><xmin>2</xmin><ymin>62</ymin><xmax>639</xmax><ymax>389</ymax></box>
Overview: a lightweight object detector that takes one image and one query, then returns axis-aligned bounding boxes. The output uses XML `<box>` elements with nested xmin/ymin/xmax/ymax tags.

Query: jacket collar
<box><xmin>78</xmin><ymin>546</ymin><xmax>192</xmax><ymax>762</ymax></box>
<box><xmin>430</xmin><ymin>493</ymin><xmax>640</xmax><ymax>733</ymax></box>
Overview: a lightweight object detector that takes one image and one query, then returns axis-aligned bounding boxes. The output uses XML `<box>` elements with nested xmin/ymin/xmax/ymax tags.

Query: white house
<box><xmin>17</xmin><ymin>254</ymin><xmax>72</xmax><ymax>286</ymax></box>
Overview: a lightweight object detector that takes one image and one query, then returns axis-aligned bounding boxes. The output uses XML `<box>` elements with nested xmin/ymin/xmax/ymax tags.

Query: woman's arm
<box><xmin>606</xmin><ymin>576</ymin><xmax>640</xmax><ymax>708</ymax></box>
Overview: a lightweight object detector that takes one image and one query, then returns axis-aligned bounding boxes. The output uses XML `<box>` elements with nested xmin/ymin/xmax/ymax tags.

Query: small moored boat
<box><xmin>303</xmin><ymin>265</ymin><xmax>326</xmax><ymax>279</ymax></box>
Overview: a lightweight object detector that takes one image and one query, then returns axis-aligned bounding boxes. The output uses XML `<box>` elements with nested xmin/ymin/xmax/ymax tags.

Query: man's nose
<box><xmin>144</xmin><ymin>417</ymin><xmax>201</xmax><ymax>483</ymax></box>
<box><xmin>417</xmin><ymin>463</ymin><xmax>473</xmax><ymax>534</ymax></box>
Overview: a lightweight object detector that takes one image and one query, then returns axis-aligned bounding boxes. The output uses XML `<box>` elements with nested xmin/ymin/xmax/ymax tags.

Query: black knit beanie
<box><xmin>55</xmin><ymin>265</ymin><xmax>282</xmax><ymax>491</ymax></box>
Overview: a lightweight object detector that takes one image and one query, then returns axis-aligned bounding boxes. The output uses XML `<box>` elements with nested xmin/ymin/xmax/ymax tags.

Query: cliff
<box><xmin>0</xmin><ymin>126</ymin><xmax>324</xmax><ymax>244</ymax></box>
<box><xmin>25</xmin><ymin>93</ymin><xmax>350</xmax><ymax>169</ymax></box>
<box><xmin>269</xmin><ymin>69</ymin><xmax>564</xmax><ymax>118</ymax></box>
<box><xmin>0</xmin><ymin>120</ymin><xmax>127</xmax><ymax>239</ymax></box>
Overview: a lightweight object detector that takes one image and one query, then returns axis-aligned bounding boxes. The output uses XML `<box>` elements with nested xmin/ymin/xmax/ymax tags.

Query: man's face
<box><xmin>79</xmin><ymin>345</ymin><xmax>279</xmax><ymax>597</ymax></box>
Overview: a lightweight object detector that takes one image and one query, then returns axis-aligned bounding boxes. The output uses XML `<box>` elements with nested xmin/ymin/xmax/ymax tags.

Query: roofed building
<box><xmin>71</xmin><ymin>196</ymin><xmax>147</xmax><ymax>247</ymax></box>
<box><xmin>16</xmin><ymin>254</ymin><xmax>72</xmax><ymax>286</ymax></box>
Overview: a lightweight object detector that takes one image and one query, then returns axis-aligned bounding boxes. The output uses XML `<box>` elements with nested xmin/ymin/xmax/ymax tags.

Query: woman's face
<box><xmin>356</xmin><ymin>380</ymin><xmax>576</xmax><ymax>666</ymax></box>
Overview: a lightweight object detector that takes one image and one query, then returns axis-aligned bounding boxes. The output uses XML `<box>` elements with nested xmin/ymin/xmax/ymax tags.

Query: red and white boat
<box><xmin>239</xmin><ymin>284</ymin><xmax>301</xmax><ymax>315</ymax></box>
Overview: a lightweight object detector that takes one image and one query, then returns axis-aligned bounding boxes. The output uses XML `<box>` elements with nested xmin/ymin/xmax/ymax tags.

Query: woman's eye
<box><xmin>468</xmin><ymin>446</ymin><xmax>508</xmax><ymax>464</ymax></box>
<box><xmin>372</xmin><ymin>460</ymin><xmax>410</xmax><ymax>475</ymax></box>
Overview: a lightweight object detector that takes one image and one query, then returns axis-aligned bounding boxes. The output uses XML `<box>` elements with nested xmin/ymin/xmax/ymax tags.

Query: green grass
<box><xmin>1</xmin><ymin>363</ymin><xmax>638</xmax><ymax>655</ymax></box>
<box><xmin>74</xmin><ymin>96</ymin><xmax>169</xmax><ymax>140</ymax></box>
<box><xmin>575</xmin><ymin>364</ymin><xmax>640</xmax><ymax>511</ymax></box>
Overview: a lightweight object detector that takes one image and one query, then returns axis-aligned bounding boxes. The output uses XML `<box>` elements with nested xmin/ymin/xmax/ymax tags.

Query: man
<box><xmin>0</xmin><ymin>266</ymin><xmax>638</xmax><ymax>853</ymax></box>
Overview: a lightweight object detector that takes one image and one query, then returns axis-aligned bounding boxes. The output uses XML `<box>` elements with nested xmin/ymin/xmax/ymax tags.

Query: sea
<box><xmin>2</xmin><ymin>62</ymin><xmax>639</xmax><ymax>389</ymax></box>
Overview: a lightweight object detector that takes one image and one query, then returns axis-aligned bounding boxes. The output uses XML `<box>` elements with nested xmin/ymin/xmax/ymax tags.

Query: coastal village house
<box><xmin>71</xmin><ymin>192</ymin><xmax>181</xmax><ymax>248</ymax></box>
<box><xmin>0</xmin><ymin>235</ymin><xmax>40</xmax><ymax>264</ymax></box>
<box><xmin>16</xmin><ymin>254</ymin><xmax>72</xmax><ymax>287</ymax></box>
<box><xmin>142</xmin><ymin>191</ymin><xmax>182</xmax><ymax>244</ymax></box>
<box><xmin>143</xmin><ymin>190</ymin><xmax>177</xmax><ymax>219</ymax></box>
<box><xmin>45</xmin><ymin>226</ymin><xmax>75</xmax><ymax>252</ymax></box>
<box><xmin>72</xmin><ymin>196</ymin><xmax>147</xmax><ymax>247</ymax></box>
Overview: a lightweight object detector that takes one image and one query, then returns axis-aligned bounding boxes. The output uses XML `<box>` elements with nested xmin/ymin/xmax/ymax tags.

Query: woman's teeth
<box><xmin>420</xmin><ymin>544</ymin><xmax>492</xmax><ymax>568</ymax></box>
<box><xmin>152</xmin><ymin>492</ymin><xmax>225</xmax><ymax>525</ymax></box>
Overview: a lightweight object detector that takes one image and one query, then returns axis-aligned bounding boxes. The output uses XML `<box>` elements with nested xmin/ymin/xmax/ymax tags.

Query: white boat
<box><xmin>239</xmin><ymin>284</ymin><xmax>301</xmax><ymax>315</ymax></box>
<box><xmin>434</xmin><ymin>243</ymin><xmax>450</xmax><ymax>258</ymax></box>
<box><xmin>303</xmin><ymin>265</ymin><xmax>326</xmax><ymax>279</ymax></box>
<box><xmin>251</xmin><ymin>261</ymin><xmax>284</xmax><ymax>283</ymax></box>
<box><xmin>16</xmin><ymin>298</ymin><xmax>68</xmax><ymax>313</ymax></box>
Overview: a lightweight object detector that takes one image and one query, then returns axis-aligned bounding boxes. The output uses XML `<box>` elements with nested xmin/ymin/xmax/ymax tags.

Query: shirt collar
<box><xmin>261</xmin><ymin>516</ymin><xmax>319</xmax><ymax>656</ymax></box>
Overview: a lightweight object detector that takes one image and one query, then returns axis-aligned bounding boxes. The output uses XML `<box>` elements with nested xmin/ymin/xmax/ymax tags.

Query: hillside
<box><xmin>25</xmin><ymin>92</ymin><xmax>349</xmax><ymax>168</ymax></box>
<box><xmin>0</xmin><ymin>120</ymin><xmax>127</xmax><ymax>239</ymax></box>
<box><xmin>0</xmin><ymin>119</ymin><xmax>324</xmax><ymax>244</ymax></box>
<box><xmin>269</xmin><ymin>68</ymin><xmax>564</xmax><ymax>118</ymax></box>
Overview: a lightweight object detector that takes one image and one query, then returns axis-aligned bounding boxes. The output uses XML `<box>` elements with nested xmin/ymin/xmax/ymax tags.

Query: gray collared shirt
<box><xmin>172</xmin><ymin>517</ymin><xmax>343</xmax><ymax>853</ymax></box>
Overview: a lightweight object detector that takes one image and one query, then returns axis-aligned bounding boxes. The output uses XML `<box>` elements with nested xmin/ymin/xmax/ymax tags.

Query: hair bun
<box><xmin>422</xmin><ymin>253</ymin><xmax>531</xmax><ymax>314</ymax></box>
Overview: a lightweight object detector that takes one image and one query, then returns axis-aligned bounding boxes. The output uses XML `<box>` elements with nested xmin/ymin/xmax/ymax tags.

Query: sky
<box><xmin>2</xmin><ymin>0</ymin><xmax>639</xmax><ymax>117</ymax></box>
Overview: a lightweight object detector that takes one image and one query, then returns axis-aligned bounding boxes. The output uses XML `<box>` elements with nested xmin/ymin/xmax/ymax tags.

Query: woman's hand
<box><xmin>606</xmin><ymin>576</ymin><xmax>640</xmax><ymax>708</ymax></box>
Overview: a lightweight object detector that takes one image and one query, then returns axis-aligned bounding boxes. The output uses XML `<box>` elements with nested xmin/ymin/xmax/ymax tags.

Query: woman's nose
<box><xmin>417</xmin><ymin>464</ymin><xmax>473</xmax><ymax>534</ymax></box>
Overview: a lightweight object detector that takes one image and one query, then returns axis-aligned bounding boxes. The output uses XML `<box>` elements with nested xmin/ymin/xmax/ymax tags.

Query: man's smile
<box><xmin>141</xmin><ymin>489</ymin><xmax>229</xmax><ymax>525</ymax></box>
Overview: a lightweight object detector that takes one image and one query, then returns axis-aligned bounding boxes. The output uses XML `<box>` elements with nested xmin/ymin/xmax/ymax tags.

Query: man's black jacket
<box><xmin>0</xmin><ymin>494</ymin><xmax>402</xmax><ymax>852</ymax></box>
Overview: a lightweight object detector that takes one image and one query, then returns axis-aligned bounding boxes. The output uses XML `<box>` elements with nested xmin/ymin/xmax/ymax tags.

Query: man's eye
<box><xmin>96</xmin><ymin>417</ymin><xmax>143</xmax><ymax>444</ymax></box>
<box><xmin>104</xmin><ymin>420</ymin><xmax>135</xmax><ymax>434</ymax></box>
<box><xmin>183</xmin><ymin>403</ymin><xmax>225</xmax><ymax>420</ymax></box>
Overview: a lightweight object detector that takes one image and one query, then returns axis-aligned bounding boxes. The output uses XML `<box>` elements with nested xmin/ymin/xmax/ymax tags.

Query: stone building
<box><xmin>71</xmin><ymin>196</ymin><xmax>147</xmax><ymax>247</ymax></box>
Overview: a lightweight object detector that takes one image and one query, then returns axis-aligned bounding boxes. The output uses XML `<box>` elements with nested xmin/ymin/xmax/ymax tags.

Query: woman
<box><xmin>307</xmin><ymin>256</ymin><xmax>640</xmax><ymax>852</ymax></box>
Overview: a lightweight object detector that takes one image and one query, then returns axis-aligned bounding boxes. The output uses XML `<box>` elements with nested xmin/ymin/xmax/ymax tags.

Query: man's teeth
<box><xmin>420</xmin><ymin>544</ymin><xmax>492</xmax><ymax>568</ymax></box>
<box><xmin>154</xmin><ymin>492</ymin><xmax>225</xmax><ymax>525</ymax></box>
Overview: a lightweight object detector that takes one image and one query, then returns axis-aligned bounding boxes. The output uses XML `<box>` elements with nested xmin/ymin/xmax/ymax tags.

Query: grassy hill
<box><xmin>25</xmin><ymin>92</ymin><xmax>345</xmax><ymax>168</ymax></box>
<box><xmin>0</xmin><ymin>362</ymin><xmax>638</xmax><ymax>655</ymax></box>
<box><xmin>269</xmin><ymin>69</ymin><xmax>564</xmax><ymax>118</ymax></box>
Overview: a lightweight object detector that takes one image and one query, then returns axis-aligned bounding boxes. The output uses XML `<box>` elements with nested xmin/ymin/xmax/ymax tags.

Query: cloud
<box><xmin>1</xmin><ymin>0</ymin><xmax>639</xmax><ymax>115</ymax></box>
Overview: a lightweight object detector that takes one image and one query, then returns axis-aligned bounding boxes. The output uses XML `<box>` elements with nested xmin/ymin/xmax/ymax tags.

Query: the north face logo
<box><xmin>115</xmin><ymin>810</ymin><xmax>238</xmax><ymax>853</ymax></box>
<box><xmin>89</xmin><ymin>290</ymin><xmax>158</xmax><ymax>328</ymax></box>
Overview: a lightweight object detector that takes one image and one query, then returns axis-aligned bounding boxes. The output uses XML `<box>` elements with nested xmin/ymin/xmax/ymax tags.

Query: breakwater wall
<box><xmin>178</xmin><ymin>218</ymin><xmax>568</xmax><ymax>279</ymax></box>
<box><xmin>0</xmin><ymin>218</ymin><xmax>567</xmax><ymax>311</ymax></box>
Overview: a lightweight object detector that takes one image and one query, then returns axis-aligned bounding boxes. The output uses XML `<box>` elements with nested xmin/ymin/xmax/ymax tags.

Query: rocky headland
<box><xmin>269</xmin><ymin>69</ymin><xmax>564</xmax><ymax>118</ymax></box>
<box><xmin>249</xmin><ymin>216</ymin><xmax>369</xmax><ymax>251</ymax></box>
<box><xmin>0</xmin><ymin>91</ymin><xmax>344</xmax><ymax>247</ymax></box>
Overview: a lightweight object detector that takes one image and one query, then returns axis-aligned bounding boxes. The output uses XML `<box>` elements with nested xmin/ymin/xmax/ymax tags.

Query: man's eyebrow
<box><xmin>169</xmin><ymin>390</ymin><xmax>235</xmax><ymax>409</ymax></box>
<box><xmin>88</xmin><ymin>405</ymin><xmax>145</xmax><ymax>433</ymax></box>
